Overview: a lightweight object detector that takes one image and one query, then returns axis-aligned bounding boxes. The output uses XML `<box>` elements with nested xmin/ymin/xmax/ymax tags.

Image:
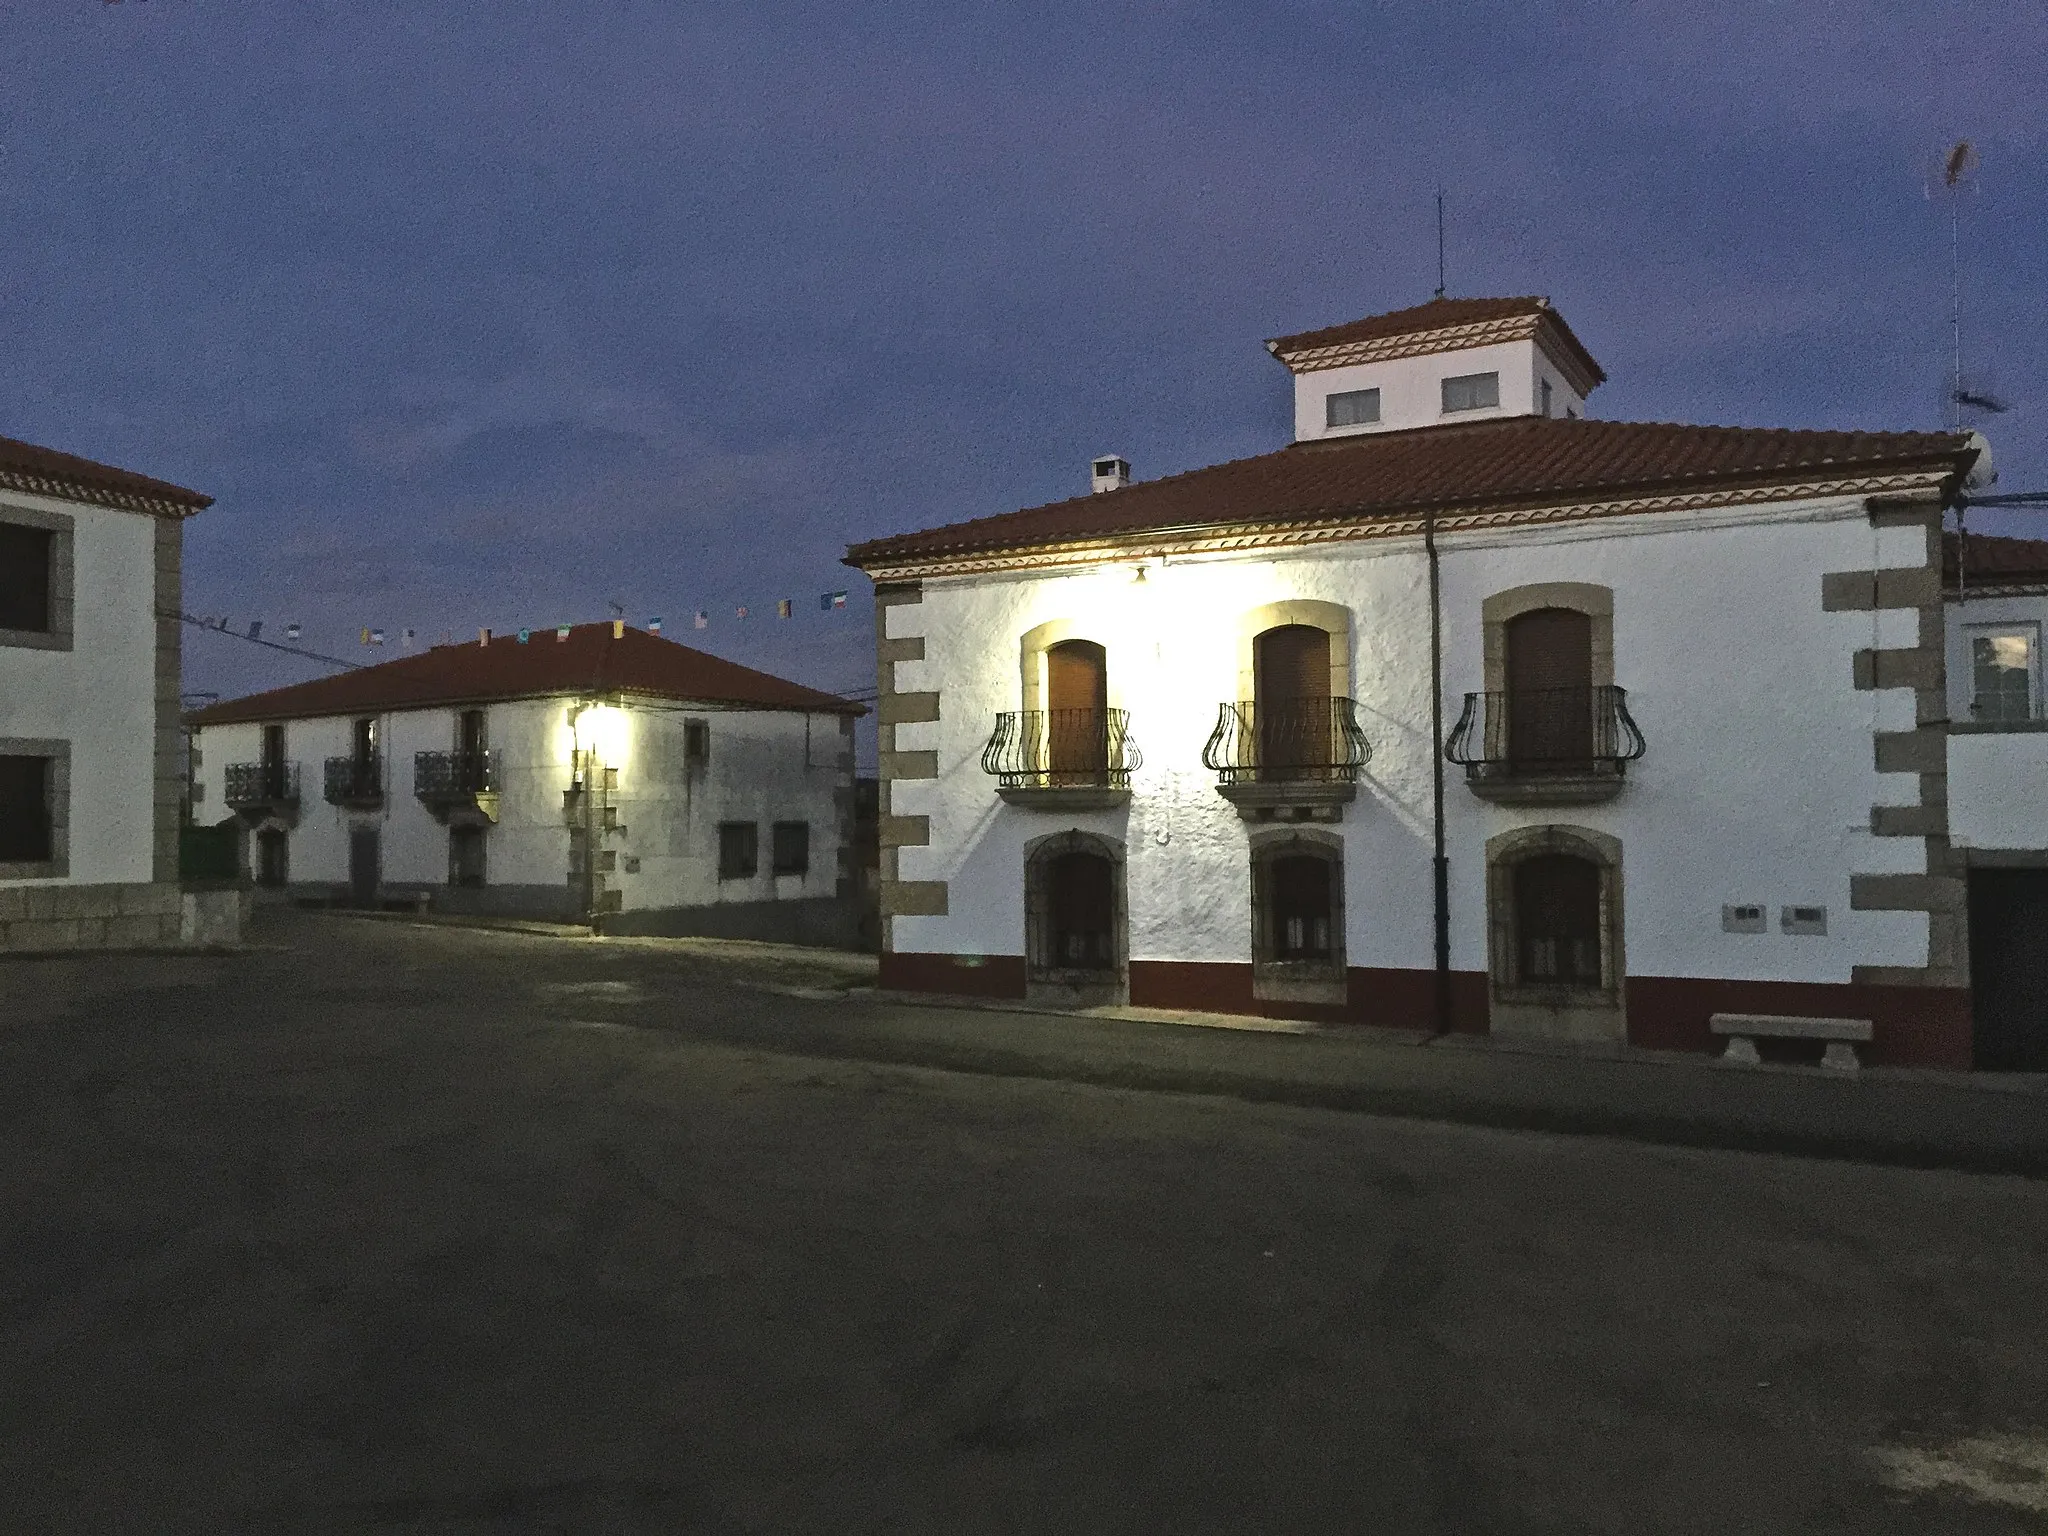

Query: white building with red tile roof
<box><xmin>843</xmin><ymin>296</ymin><xmax>2048</xmax><ymax>1070</ymax></box>
<box><xmin>186</xmin><ymin>623</ymin><xmax>867</xmax><ymax>945</ymax></box>
<box><xmin>1</xmin><ymin>434</ymin><xmax>215</xmax><ymax>952</ymax></box>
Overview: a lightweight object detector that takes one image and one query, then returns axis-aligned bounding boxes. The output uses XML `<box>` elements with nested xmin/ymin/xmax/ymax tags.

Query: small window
<box><xmin>1092</xmin><ymin>459</ymin><xmax>1120</xmax><ymax>477</ymax></box>
<box><xmin>0</xmin><ymin>525</ymin><xmax>54</xmax><ymax>632</ymax></box>
<box><xmin>0</xmin><ymin>755</ymin><xmax>53</xmax><ymax>863</ymax></box>
<box><xmin>772</xmin><ymin>820</ymin><xmax>810</xmax><ymax>877</ymax></box>
<box><xmin>1540</xmin><ymin>379</ymin><xmax>1554</xmax><ymax>418</ymax></box>
<box><xmin>684</xmin><ymin>718</ymin><xmax>710</xmax><ymax>765</ymax></box>
<box><xmin>1325</xmin><ymin>388</ymin><xmax>1381</xmax><ymax>429</ymax></box>
<box><xmin>1970</xmin><ymin>627</ymin><xmax>2037</xmax><ymax>724</ymax></box>
<box><xmin>718</xmin><ymin>821</ymin><xmax>758</xmax><ymax>880</ymax></box>
<box><xmin>256</xmin><ymin>829</ymin><xmax>290</xmax><ymax>888</ymax></box>
<box><xmin>1441</xmin><ymin>372</ymin><xmax>1501</xmax><ymax>413</ymax></box>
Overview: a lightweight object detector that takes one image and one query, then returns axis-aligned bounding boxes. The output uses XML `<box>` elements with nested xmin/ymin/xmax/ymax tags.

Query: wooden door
<box><xmin>1514</xmin><ymin>855</ymin><xmax>1602</xmax><ymax>986</ymax></box>
<box><xmin>349</xmin><ymin>826</ymin><xmax>380</xmax><ymax>908</ymax></box>
<box><xmin>1969</xmin><ymin>870</ymin><xmax>2048</xmax><ymax>1070</ymax></box>
<box><xmin>1045</xmin><ymin>640</ymin><xmax>1108</xmax><ymax>784</ymax></box>
<box><xmin>1049</xmin><ymin>851</ymin><xmax>1116</xmax><ymax>970</ymax></box>
<box><xmin>1254</xmin><ymin>625</ymin><xmax>1333</xmax><ymax>778</ymax></box>
<box><xmin>1505</xmin><ymin>609</ymin><xmax>1592</xmax><ymax>769</ymax></box>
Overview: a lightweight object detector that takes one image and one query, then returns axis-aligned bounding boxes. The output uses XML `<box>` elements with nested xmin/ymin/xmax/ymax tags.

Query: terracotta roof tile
<box><xmin>186</xmin><ymin>623</ymin><xmax>862</xmax><ymax>726</ymax></box>
<box><xmin>1946</xmin><ymin>531</ymin><xmax>2048</xmax><ymax>587</ymax></box>
<box><xmin>1269</xmin><ymin>295</ymin><xmax>1548</xmax><ymax>355</ymax></box>
<box><xmin>847</xmin><ymin>416</ymin><xmax>1973</xmax><ymax>570</ymax></box>
<box><xmin>0</xmin><ymin>433</ymin><xmax>211</xmax><ymax>516</ymax></box>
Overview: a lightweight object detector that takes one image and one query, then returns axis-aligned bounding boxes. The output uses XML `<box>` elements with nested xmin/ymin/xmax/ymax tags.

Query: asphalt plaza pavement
<box><xmin>4</xmin><ymin>908</ymin><xmax>2048</xmax><ymax>1532</ymax></box>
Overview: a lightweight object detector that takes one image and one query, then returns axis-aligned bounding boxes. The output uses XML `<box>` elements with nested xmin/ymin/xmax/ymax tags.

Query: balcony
<box><xmin>414</xmin><ymin>749</ymin><xmax>502</xmax><ymax>825</ymax></box>
<box><xmin>1445</xmin><ymin>685</ymin><xmax>1645</xmax><ymax>804</ymax></box>
<box><xmin>1202</xmin><ymin>698</ymin><xmax>1372</xmax><ymax>822</ymax></box>
<box><xmin>223</xmin><ymin>762</ymin><xmax>300</xmax><ymax>823</ymax></box>
<box><xmin>982</xmin><ymin>709</ymin><xmax>1140</xmax><ymax>811</ymax></box>
<box><xmin>323</xmin><ymin>753</ymin><xmax>384</xmax><ymax>810</ymax></box>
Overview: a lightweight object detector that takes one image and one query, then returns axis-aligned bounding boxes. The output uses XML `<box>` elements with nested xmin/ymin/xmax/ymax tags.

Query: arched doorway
<box><xmin>1045</xmin><ymin>638</ymin><xmax>1109</xmax><ymax>786</ymax></box>
<box><xmin>1254</xmin><ymin>624</ymin><xmax>1334</xmax><ymax>781</ymax></box>
<box><xmin>1505</xmin><ymin>607</ymin><xmax>1593</xmax><ymax>770</ymax></box>
<box><xmin>1485</xmin><ymin>824</ymin><xmax>1625</xmax><ymax>1043</ymax></box>
<box><xmin>1024</xmin><ymin>830</ymin><xmax>1128</xmax><ymax>1006</ymax></box>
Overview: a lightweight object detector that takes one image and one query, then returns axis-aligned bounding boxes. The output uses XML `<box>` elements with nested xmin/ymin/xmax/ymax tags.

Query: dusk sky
<box><xmin>3</xmin><ymin>2</ymin><xmax>2041</xmax><ymax>721</ymax></box>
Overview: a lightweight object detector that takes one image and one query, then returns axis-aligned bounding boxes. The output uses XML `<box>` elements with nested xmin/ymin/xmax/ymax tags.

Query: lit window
<box><xmin>1325</xmin><ymin>388</ymin><xmax>1381</xmax><ymax>429</ymax></box>
<box><xmin>1442</xmin><ymin>372</ymin><xmax>1501</xmax><ymax>413</ymax></box>
<box><xmin>1971</xmin><ymin>627</ymin><xmax>2038</xmax><ymax>724</ymax></box>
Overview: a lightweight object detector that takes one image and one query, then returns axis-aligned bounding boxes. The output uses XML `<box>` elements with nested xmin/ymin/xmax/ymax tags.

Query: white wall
<box><xmin>1949</xmin><ymin>731</ymin><xmax>2048</xmax><ymax>853</ymax></box>
<box><xmin>0</xmin><ymin>490</ymin><xmax>159</xmax><ymax>885</ymax></box>
<box><xmin>193</xmin><ymin>696</ymin><xmax>852</xmax><ymax>909</ymax></box>
<box><xmin>889</xmin><ymin>495</ymin><xmax>1930</xmax><ymax>984</ymax></box>
<box><xmin>1291</xmin><ymin>337</ymin><xmax>1588</xmax><ymax>442</ymax></box>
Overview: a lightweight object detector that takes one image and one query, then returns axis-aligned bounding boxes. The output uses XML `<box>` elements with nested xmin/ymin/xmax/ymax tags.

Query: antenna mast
<box><xmin>1434</xmin><ymin>186</ymin><xmax>1446</xmax><ymax>300</ymax></box>
<box><xmin>1940</xmin><ymin>141</ymin><xmax>1975</xmax><ymax>433</ymax></box>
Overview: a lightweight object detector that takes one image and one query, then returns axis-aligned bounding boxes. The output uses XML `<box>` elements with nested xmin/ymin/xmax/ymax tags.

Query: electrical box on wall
<box><xmin>1722</xmin><ymin>904</ymin><xmax>1766</xmax><ymax>934</ymax></box>
<box><xmin>1781</xmin><ymin>905</ymin><xmax>1828</xmax><ymax>936</ymax></box>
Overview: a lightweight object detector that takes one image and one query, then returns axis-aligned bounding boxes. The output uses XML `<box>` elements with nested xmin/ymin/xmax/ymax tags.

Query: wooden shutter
<box><xmin>1255</xmin><ymin>626</ymin><xmax>1331</xmax><ymax>704</ymax></box>
<box><xmin>1505</xmin><ymin>609</ymin><xmax>1593</xmax><ymax>767</ymax></box>
<box><xmin>1045</xmin><ymin>640</ymin><xmax>1108</xmax><ymax>782</ymax></box>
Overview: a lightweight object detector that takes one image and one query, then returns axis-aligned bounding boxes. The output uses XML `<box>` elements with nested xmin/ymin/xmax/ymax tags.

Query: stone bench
<box><xmin>1709</xmin><ymin>1013</ymin><xmax>1873</xmax><ymax>1071</ymax></box>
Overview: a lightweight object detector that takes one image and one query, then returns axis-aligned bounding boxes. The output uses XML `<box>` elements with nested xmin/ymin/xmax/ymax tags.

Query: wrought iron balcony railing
<box><xmin>323</xmin><ymin>754</ymin><xmax>384</xmax><ymax>806</ymax></box>
<box><xmin>1201</xmin><ymin>697</ymin><xmax>1372</xmax><ymax>785</ymax></box>
<box><xmin>414</xmin><ymin>749</ymin><xmax>501</xmax><ymax>802</ymax></box>
<box><xmin>981</xmin><ymin>709</ymin><xmax>1140</xmax><ymax>791</ymax></box>
<box><xmin>224</xmin><ymin>761</ymin><xmax>299</xmax><ymax>808</ymax></box>
<box><xmin>1444</xmin><ymin>686</ymin><xmax>1646</xmax><ymax>780</ymax></box>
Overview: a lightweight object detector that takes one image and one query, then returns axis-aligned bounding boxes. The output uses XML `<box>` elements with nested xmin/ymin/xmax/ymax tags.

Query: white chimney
<box><xmin>1091</xmin><ymin>455</ymin><xmax>1130</xmax><ymax>494</ymax></box>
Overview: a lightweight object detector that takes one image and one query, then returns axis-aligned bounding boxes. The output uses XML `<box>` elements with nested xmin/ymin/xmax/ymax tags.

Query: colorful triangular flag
<box><xmin>776</xmin><ymin>598</ymin><xmax>792</xmax><ymax>620</ymax></box>
<box><xmin>648</xmin><ymin>616</ymin><xmax>663</xmax><ymax>635</ymax></box>
<box><xmin>285</xmin><ymin>622</ymin><xmax>302</xmax><ymax>642</ymax></box>
<box><xmin>736</xmin><ymin>605</ymin><xmax>748</xmax><ymax>620</ymax></box>
<box><xmin>823</xmin><ymin>590</ymin><xmax>848</xmax><ymax>610</ymax></box>
<box><xmin>694</xmin><ymin>611</ymin><xmax>708</xmax><ymax>630</ymax></box>
<box><xmin>369</xmin><ymin>628</ymin><xmax>387</xmax><ymax>646</ymax></box>
<box><xmin>517</xmin><ymin>628</ymin><xmax>531</xmax><ymax>644</ymax></box>
<box><xmin>556</xmin><ymin>623</ymin><xmax>570</xmax><ymax>641</ymax></box>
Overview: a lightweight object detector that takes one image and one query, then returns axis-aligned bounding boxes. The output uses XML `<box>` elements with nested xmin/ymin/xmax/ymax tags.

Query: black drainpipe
<box><xmin>1426</xmin><ymin>504</ymin><xmax>1452</xmax><ymax>1036</ymax></box>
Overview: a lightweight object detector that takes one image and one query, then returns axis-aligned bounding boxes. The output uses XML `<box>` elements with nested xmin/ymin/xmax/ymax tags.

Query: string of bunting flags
<box><xmin>189</xmin><ymin>588</ymin><xmax>858</xmax><ymax>652</ymax></box>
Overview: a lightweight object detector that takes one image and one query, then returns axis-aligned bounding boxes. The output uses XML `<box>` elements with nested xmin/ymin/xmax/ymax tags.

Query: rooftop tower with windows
<box><xmin>1266</xmin><ymin>296</ymin><xmax>1606</xmax><ymax>442</ymax></box>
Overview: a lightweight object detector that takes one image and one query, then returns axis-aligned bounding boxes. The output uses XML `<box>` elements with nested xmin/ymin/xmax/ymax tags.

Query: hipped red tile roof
<box><xmin>1266</xmin><ymin>295</ymin><xmax>1606</xmax><ymax>386</ymax></box>
<box><xmin>186</xmin><ymin>623</ymin><xmax>863</xmax><ymax>726</ymax></box>
<box><xmin>1946</xmin><ymin>532</ymin><xmax>2048</xmax><ymax>588</ymax></box>
<box><xmin>0</xmin><ymin>432</ymin><xmax>211</xmax><ymax>516</ymax></box>
<box><xmin>847</xmin><ymin>416</ymin><xmax>1973</xmax><ymax>570</ymax></box>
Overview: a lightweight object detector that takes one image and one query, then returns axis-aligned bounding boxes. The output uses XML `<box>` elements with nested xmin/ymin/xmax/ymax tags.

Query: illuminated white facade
<box><xmin>851</xmin><ymin>297</ymin><xmax>2011</xmax><ymax>1067</ymax></box>
<box><xmin>190</xmin><ymin>690</ymin><xmax>859</xmax><ymax>945</ymax></box>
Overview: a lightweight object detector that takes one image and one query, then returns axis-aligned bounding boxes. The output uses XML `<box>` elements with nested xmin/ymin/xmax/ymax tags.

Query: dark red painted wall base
<box><xmin>882</xmin><ymin>952</ymin><xmax>1977</xmax><ymax>1069</ymax></box>
<box><xmin>1625</xmin><ymin>976</ymin><xmax>1972</xmax><ymax>1070</ymax></box>
<box><xmin>879</xmin><ymin>951</ymin><xmax>1027</xmax><ymax>998</ymax></box>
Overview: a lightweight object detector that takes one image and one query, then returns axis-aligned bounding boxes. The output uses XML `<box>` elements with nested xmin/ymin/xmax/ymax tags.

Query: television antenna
<box><xmin>1928</xmin><ymin>141</ymin><xmax>2010</xmax><ymax>429</ymax></box>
